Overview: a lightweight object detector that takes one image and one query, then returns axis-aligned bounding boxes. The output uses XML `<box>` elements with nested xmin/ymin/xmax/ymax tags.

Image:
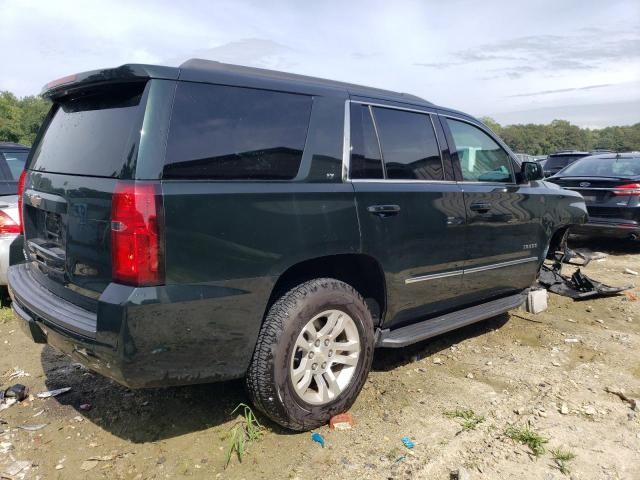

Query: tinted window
<box><xmin>164</xmin><ymin>83</ymin><xmax>312</xmax><ymax>180</ymax></box>
<box><xmin>372</xmin><ymin>107</ymin><xmax>442</xmax><ymax>180</ymax></box>
<box><xmin>545</xmin><ymin>154</ymin><xmax>587</xmax><ymax>171</ymax></box>
<box><xmin>30</xmin><ymin>82</ymin><xmax>147</xmax><ymax>178</ymax></box>
<box><xmin>1</xmin><ymin>151</ymin><xmax>28</xmax><ymax>179</ymax></box>
<box><xmin>350</xmin><ymin>104</ymin><xmax>383</xmax><ymax>179</ymax></box>
<box><xmin>446</xmin><ymin>119</ymin><xmax>513</xmax><ymax>183</ymax></box>
<box><xmin>559</xmin><ymin>156</ymin><xmax>640</xmax><ymax>177</ymax></box>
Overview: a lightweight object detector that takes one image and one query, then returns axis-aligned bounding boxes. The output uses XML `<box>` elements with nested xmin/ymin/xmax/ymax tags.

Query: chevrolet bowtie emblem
<box><xmin>29</xmin><ymin>193</ymin><xmax>42</xmax><ymax>208</ymax></box>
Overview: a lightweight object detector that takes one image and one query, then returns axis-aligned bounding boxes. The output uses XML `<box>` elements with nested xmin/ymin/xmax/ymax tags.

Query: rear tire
<box><xmin>246</xmin><ymin>278</ymin><xmax>374</xmax><ymax>431</ymax></box>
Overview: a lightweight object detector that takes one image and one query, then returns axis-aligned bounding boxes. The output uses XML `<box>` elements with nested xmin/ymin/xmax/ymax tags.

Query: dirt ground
<box><xmin>0</xmin><ymin>237</ymin><xmax>638</xmax><ymax>480</ymax></box>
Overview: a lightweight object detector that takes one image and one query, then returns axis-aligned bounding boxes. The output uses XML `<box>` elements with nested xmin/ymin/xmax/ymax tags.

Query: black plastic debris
<box><xmin>4</xmin><ymin>384</ymin><xmax>29</xmax><ymax>402</ymax></box>
<box><xmin>538</xmin><ymin>265</ymin><xmax>632</xmax><ymax>300</ymax></box>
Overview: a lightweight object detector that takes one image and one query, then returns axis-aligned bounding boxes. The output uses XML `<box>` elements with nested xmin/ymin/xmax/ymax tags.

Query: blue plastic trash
<box><xmin>311</xmin><ymin>432</ymin><xmax>325</xmax><ymax>448</ymax></box>
<box><xmin>401</xmin><ymin>436</ymin><xmax>414</xmax><ymax>449</ymax></box>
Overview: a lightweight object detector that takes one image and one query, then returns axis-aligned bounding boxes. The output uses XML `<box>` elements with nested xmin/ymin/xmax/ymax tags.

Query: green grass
<box><xmin>444</xmin><ymin>408</ymin><xmax>485</xmax><ymax>431</ymax></box>
<box><xmin>505</xmin><ymin>424</ymin><xmax>548</xmax><ymax>457</ymax></box>
<box><xmin>224</xmin><ymin>403</ymin><xmax>264</xmax><ymax>468</ymax></box>
<box><xmin>0</xmin><ymin>305</ymin><xmax>13</xmax><ymax>324</ymax></box>
<box><xmin>550</xmin><ymin>448</ymin><xmax>576</xmax><ymax>475</ymax></box>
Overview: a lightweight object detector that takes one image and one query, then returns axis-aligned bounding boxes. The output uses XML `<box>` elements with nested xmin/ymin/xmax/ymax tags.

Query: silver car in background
<box><xmin>0</xmin><ymin>195</ymin><xmax>20</xmax><ymax>285</ymax></box>
<box><xmin>0</xmin><ymin>143</ymin><xmax>29</xmax><ymax>287</ymax></box>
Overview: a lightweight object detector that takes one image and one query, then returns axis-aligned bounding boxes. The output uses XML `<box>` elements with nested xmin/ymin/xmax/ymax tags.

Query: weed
<box><xmin>551</xmin><ymin>448</ymin><xmax>576</xmax><ymax>475</ymax></box>
<box><xmin>505</xmin><ymin>423</ymin><xmax>548</xmax><ymax>457</ymax></box>
<box><xmin>224</xmin><ymin>403</ymin><xmax>264</xmax><ymax>468</ymax></box>
<box><xmin>386</xmin><ymin>447</ymin><xmax>402</xmax><ymax>461</ymax></box>
<box><xmin>444</xmin><ymin>408</ymin><xmax>485</xmax><ymax>431</ymax></box>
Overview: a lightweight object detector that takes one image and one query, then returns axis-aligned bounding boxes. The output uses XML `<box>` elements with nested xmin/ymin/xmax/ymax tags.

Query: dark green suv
<box><xmin>8</xmin><ymin>59</ymin><xmax>586</xmax><ymax>431</ymax></box>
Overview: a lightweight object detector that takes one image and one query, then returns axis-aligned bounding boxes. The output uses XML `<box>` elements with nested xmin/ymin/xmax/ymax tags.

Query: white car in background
<box><xmin>0</xmin><ymin>142</ymin><xmax>29</xmax><ymax>287</ymax></box>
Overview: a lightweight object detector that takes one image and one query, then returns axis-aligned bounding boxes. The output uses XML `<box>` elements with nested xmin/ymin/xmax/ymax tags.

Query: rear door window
<box><xmin>446</xmin><ymin>118</ymin><xmax>514</xmax><ymax>183</ymax></box>
<box><xmin>371</xmin><ymin>107</ymin><xmax>443</xmax><ymax>181</ymax></box>
<box><xmin>350</xmin><ymin>104</ymin><xmax>383</xmax><ymax>179</ymax></box>
<box><xmin>164</xmin><ymin>83</ymin><xmax>313</xmax><ymax>180</ymax></box>
<box><xmin>29</xmin><ymin>82</ymin><xmax>148</xmax><ymax>178</ymax></box>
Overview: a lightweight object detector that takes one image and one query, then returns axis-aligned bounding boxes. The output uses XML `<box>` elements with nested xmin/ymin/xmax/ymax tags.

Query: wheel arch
<box><xmin>265</xmin><ymin>253</ymin><xmax>387</xmax><ymax>327</ymax></box>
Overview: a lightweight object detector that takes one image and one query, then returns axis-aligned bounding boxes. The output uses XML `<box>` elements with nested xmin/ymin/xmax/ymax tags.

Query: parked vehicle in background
<box><xmin>0</xmin><ymin>143</ymin><xmax>29</xmax><ymax>197</ymax></box>
<box><xmin>543</xmin><ymin>151</ymin><xmax>591</xmax><ymax>177</ymax></box>
<box><xmin>9</xmin><ymin>60</ymin><xmax>586</xmax><ymax>431</ymax></box>
<box><xmin>548</xmin><ymin>153</ymin><xmax>640</xmax><ymax>240</ymax></box>
<box><xmin>515</xmin><ymin>153</ymin><xmax>535</xmax><ymax>163</ymax></box>
<box><xmin>0</xmin><ymin>143</ymin><xmax>29</xmax><ymax>286</ymax></box>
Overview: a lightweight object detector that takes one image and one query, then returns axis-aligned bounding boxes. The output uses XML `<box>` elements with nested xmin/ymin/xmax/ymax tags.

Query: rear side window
<box><xmin>30</xmin><ymin>82</ymin><xmax>147</xmax><ymax>178</ymax></box>
<box><xmin>350</xmin><ymin>104</ymin><xmax>383</xmax><ymax>179</ymax></box>
<box><xmin>446</xmin><ymin>119</ymin><xmax>513</xmax><ymax>183</ymax></box>
<box><xmin>372</xmin><ymin>107</ymin><xmax>443</xmax><ymax>181</ymax></box>
<box><xmin>1</xmin><ymin>151</ymin><xmax>28</xmax><ymax>179</ymax></box>
<box><xmin>164</xmin><ymin>83</ymin><xmax>312</xmax><ymax>180</ymax></box>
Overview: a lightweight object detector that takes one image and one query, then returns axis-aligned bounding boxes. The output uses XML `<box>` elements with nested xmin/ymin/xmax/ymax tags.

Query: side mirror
<box><xmin>521</xmin><ymin>161</ymin><xmax>544</xmax><ymax>182</ymax></box>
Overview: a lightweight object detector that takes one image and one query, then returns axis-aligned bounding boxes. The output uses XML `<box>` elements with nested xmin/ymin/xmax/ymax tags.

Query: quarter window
<box><xmin>164</xmin><ymin>83</ymin><xmax>312</xmax><ymax>180</ymax></box>
<box><xmin>372</xmin><ymin>107</ymin><xmax>443</xmax><ymax>181</ymax></box>
<box><xmin>446</xmin><ymin>119</ymin><xmax>513</xmax><ymax>183</ymax></box>
<box><xmin>350</xmin><ymin>104</ymin><xmax>383</xmax><ymax>179</ymax></box>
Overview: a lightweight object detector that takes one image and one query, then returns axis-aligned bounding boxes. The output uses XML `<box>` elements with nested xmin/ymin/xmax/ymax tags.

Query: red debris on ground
<box><xmin>329</xmin><ymin>412</ymin><xmax>354</xmax><ymax>430</ymax></box>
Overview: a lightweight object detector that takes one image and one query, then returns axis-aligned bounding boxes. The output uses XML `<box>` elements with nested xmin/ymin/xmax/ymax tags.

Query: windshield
<box><xmin>558</xmin><ymin>156</ymin><xmax>640</xmax><ymax>177</ymax></box>
<box><xmin>29</xmin><ymin>82</ymin><xmax>148</xmax><ymax>178</ymax></box>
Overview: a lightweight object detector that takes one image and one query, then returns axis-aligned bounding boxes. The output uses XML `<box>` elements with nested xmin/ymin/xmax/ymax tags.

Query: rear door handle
<box><xmin>367</xmin><ymin>204</ymin><xmax>401</xmax><ymax>217</ymax></box>
<box><xmin>469</xmin><ymin>202</ymin><xmax>492</xmax><ymax>213</ymax></box>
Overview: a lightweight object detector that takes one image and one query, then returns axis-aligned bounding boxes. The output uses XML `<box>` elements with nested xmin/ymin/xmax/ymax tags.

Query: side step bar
<box><xmin>377</xmin><ymin>292</ymin><xmax>527</xmax><ymax>348</ymax></box>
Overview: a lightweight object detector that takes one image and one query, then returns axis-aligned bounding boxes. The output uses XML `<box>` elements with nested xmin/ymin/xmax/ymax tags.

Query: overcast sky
<box><xmin>2</xmin><ymin>0</ymin><xmax>639</xmax><ymax>127</ymax></box>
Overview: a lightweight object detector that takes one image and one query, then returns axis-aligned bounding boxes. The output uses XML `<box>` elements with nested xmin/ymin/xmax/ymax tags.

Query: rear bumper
<box><xmin>8</xmin><ymin>262</ymin><xmax>265</xmax><ymax>388</ymax></box>
<box><xmin>571</xmin><ymin>217</ymin><xmax>640</xmax><ymax>238</ymax></box>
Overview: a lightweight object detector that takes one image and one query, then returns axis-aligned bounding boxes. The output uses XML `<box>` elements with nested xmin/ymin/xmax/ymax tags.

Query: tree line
<box><xmin>1</xmin><ymin>90</ymin><xmax>638</xmax><ymax>155</ymax></box>
<box><xmin>481</xmin><ymin>117</ymin><xmax>640</xmax><ymax>155</ymax></box>
<box><xmin>0</xmin><ymin>92</ymin><xmax>50</xmax><ymax>145</ymax></box>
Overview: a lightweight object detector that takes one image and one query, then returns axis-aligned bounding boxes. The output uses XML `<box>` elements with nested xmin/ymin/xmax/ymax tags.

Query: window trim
<box><xmin>343</xmin><ymin>99</ymin><xmax>446</xmax><ymax>183</ymax></box>
<box><xmin>441</xmin><ymin>114</ymin><xmax>517</xmax><ymax>185</ymax></box>
<box><xmin>367</xmin><ymin>105</ymin><xmax>386</xmax><ymax>179</ymax></box>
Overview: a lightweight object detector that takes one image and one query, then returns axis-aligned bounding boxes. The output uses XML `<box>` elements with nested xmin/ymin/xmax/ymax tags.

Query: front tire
<box><xmin>246</xmin><ymin>278</ymin><xmax>374</xmax><ymax>431</ymax></box>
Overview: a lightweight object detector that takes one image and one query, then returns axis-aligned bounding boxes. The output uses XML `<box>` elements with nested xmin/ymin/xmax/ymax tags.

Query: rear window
<box><xmin>164</xmin><ymin>83</ymin><xmax>313</xmax><ymax>180</ymax></box>
<box><xmin>30</xmin><ymin>82</ymin><xmax>148</xmax><ymax>178</ymax></box>
<box><xmin>1</xmin><ymin>151</ymin><xmax>28</xmax><ymax>179</ymax></box>
<box><xmin>545</xmin><ymin>154</ymin><xmax>586</xmax><ymax>170</ymax></box>
<box><xmin>559</xmin><ymin>156</ymin><xmax>640</xmax><ymax>177</ymax></box>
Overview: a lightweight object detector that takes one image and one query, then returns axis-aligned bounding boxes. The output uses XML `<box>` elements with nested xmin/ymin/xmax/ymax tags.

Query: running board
<box><xmin>377</xmin><ymin>292</ymin><xmax>527</xmax><ymax>348</ymax></box>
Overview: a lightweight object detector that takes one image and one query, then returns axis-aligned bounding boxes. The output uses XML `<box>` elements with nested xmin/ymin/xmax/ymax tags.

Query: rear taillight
<box><xmin>111</xmin><ymin>182</ymin><xmax>163</xmax><ymax>286</ymax></box>
<box><xmin>17</xmin><ymin>170</ymin><xmax>26</xmax><ymax>233</ymax></box>
<box><xmin>0</xmin><ymin>210</ymin><xmax>21</xmax><ymax>235</ymax></box>
<box><xmin>613</xmin><ymin>183</ymin><xmax>640</xmax><ymax>196</ymax></box>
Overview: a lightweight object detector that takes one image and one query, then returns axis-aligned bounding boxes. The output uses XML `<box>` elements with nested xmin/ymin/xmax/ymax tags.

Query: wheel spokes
<box><xmin>317</xmin><ymin>311</ymin><xmax>345</xmax><ymax>338</ymax></box>
<box><xmin>333</xmin><ymin>339</ymin><xmax>359</xmax><ymax>353</ymax></box>
<box><xmin>331</xmin><ymin>354</ymin><xmax>357</xmax><ymax>367</ymax></box>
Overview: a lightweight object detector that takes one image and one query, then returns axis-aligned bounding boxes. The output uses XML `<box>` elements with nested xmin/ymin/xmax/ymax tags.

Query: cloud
<box><xmin>415</xmin><ymin>29</ymin><xmax>640</xmax><ymax>77</ymax></box>
<box><xmin>172</xmin><ymin>38</ymin><xmax>296</xmax><ymax>67</ymax></box>
<box><xmin>509</xmin><ymin>84</ymin><xmax>614</xmax><ymax>97</ymax></box>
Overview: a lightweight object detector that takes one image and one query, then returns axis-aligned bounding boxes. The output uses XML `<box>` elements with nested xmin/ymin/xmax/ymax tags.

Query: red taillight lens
<box><xmin>613</xmin><ymin>183</ymin><xmax>640</xmax><ymax>196</ymax></box>
<box><xmin>17</xmin><ymin>170</ymin><xmax>27</xmax><ymax>233</ymax></box>
<box><xmin>0</xmin><ymin>210</ymin><xmax>21</xmax><ymax>235</ymax></box>
<box><xmin>111</xmin><ymin>182</ymin><xmax>163</xmax><ymax>286</ymax></box>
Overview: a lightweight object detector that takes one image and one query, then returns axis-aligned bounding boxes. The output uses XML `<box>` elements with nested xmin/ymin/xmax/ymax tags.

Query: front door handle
<box><xmin>367</xmin><ymin>204</ymin><xmax>401</xmax><ymax>217</ymax></box>
<box><xmin>469</xmin><ymin>202</ymin><xmax>492</xmax><ymax>213</ymax></box>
